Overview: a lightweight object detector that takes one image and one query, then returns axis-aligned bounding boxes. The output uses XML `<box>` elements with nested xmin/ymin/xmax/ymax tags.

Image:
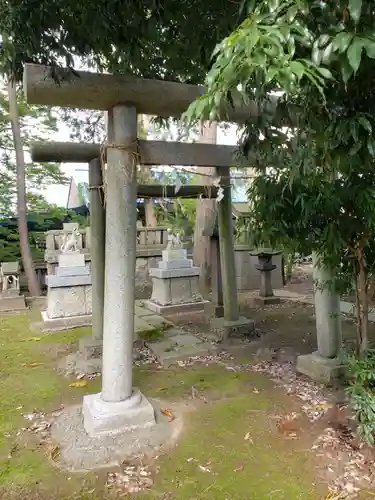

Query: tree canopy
<box><xmin>0</xmin><ymin>0</ymin><xmax>239</xmax><ymax>82</ymax></box>
<box><xmin>185</xmin><ymin>0</ymin><xmax>375</xmax><ymax>354</ymax></box>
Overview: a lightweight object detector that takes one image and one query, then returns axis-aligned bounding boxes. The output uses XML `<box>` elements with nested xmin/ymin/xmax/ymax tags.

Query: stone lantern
<box><xmin>250</xmin><ymin>248</ymin><xmax>281</xmax><ymax>305</ymax></box>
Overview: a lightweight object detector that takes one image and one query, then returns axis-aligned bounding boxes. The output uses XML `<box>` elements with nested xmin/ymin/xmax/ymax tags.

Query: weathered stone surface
<box><xmin>58</xmin><ymin>252</ymin><xmax>85</xmax><ymax>268</ymax></box>
<box><xmin>210</xmin><ymin>316</ymin><xmax>256</xmax><ymax>341</ymax></box>
<box><xmin>312</xmin><ymin>255</ymin><xmax>342</xmax><ymax>359</ymax></box>
<box><xmin>79</xmin><ymin>337</ymin><xmax>103</xmax><ymax>361</ymax></box>
<box><xmin>204</xmin><ymin>302</ymin><xmax>224</xmax><ymax>318</ymax></box>
<box><xmin>47</xmin><ymin>286</ymin><xmax>87</xmax><ymax>318</ymax></box>
<box><xmin>190</xmin><ymin>276</ymin><xmax>201</xmax><ymax>298</ymax></box>
<box><xmin>56</xmin><ymin>265</ymin><xmax>91</xmax><ymax>277</ymax></box>
<box><xmin>40</xmin><ymin>310</ymin><xmax>92</xmax><ymax>332</ymax></box>
<box><xmin>147</xmin><ymin>332</ymin><xmax>215</xmax><ymax>367</ymax></box>
<box><xmin>134</xmin><ymin>303</ymin><xmax>155</xmax><ymax>317</ymax></box>
<box><xmin>150</xmin><ymin>277</ymin><xmax>171</xmax><ymax>305</ymax></box>
<box><xmin>158</xmin><ymin>259</ymin><xmax>192</xmax><ymax>270</ymax></box>
<box><xmin>51</xmin><ymin>400</ymin><xmax>179</xmax><ymax>470</ymax></box>
<box><xmin>83</xmin><ymin>389</ymin><xmax>155</xmax><ymax>436</ymax></box>
<box><xmin>170</xmin><ymin>277</ymin><xmax>192</xmax><ymax>304</ymax></box>
<box><xmin>254</xmin><ymin>296</ymin><xmax>281</xmax><ymax>306</ymax></box>
<box><xmin>134</xmin><ymin>316</ymin><xmax>157</xmax><ymax>337</ymax></box>
<box><xmin>296</xmin><ymin>351</ymin><xmax>344</xmax><ymax>384</ymax></box>
<box><xmin>85</xmin><ymin>285</ymin><xmax>93</xmax><ymax>315</ymax></box>
<box><xmin>149</xmin><ymin>267</ymin><xmax>200</xmax><ymax>279</ymax></box>
<box><xmin>145</xmin><ymin>299</ymin><xmax>208</xmax><ymax>315</ymax></box>
<box><xmin>142</xmin><ymin>314</ymin><xmax>174</xmax><ymax>330</ymax></box>
<box><xmin>162</xmin><ymin>248</ymin><xmax>187</xmax><ymax>261</ymax></box>
<box><xmin>0</xmin><ymin>296</ymin><xmax>27</xmax><ymax>312</ymax></box>
<box><xmin>1</xmin><ymin>261</ymin><xmax>19</xmax><ymax>274</ymax></box>
<box><xmin>47</xmin><ymin>275</ymin><xmax>92</xmax><ymax>288</ymax></box>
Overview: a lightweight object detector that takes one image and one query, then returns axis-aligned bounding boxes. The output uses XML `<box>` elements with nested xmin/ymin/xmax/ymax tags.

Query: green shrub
<box><xmin>346</xmin><ymin>350</ymin><xmax>375</xmax><ymax>446</ymax></box>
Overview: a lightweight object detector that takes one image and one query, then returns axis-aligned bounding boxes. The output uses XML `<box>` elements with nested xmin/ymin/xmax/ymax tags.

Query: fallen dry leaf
<box><xmin>160</xmin><ymin>408</ymin><xmax>175</xmax><ymax>422</ymax></box>
<box><xmin>49</xmin><ymin>445</ymin><xmax>60</xmax><ymax>461</ymax></box>
<box><xmin>69</xmin><ymin>380</ymin><xmax>88</xmax><ymax>388</ymax></box>
<box><xmin>198</xmin><ymin>465</ymin><xmax>212</xmax><ymax>473</ymax></box>
<box><xmin>324</xmin><ymin>494</ymin><xmax>346</xmax><ymax>500</ymax></box>
<box><xmin>244</xmin><ymin>432</ymin><xmax>253</xmax><ymax>443</ymax></box>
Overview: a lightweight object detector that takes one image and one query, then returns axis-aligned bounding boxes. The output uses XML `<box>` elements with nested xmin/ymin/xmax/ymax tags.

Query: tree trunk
<box><xmin>358</xmin><ymin>251</ymin><xmax>369</xmax><ymax>355</ymax></box>
<box><xmin>8</xmin><ymin>76</ymin><xmax>41</xmax><ymax>296</ymax></box>
<box><xmin>193</xmin><ymin>121</ymin><xmax>218</xmax><ymax>298</ymax></box>
<box><xmin>144</xmin><ymin>198</ymin><xmax>157</xmax><ymax>227</ymax></box>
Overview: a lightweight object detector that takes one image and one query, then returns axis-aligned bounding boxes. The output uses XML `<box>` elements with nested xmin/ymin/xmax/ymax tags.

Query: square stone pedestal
<box><xmin>83</xmin><ymin>389</ymin><xmax>156</xmax><ymax>437</ymax></box>
<box><xmin>210</xmin><ymin>316</ymin><xmax>256</xmax><ymax>341</ymax></box>
<box><xmin>296</xmin><ymin>351</ymin><xmax>344</xmax><ymax>384</ymax></box>
<box><xmin>41</xmin><ymin>310</ymin><xmax>92</xmax><ymax>332</ymax></box>
<box><xmin>42</xmin><ymin>254</ymin><xmax>92</xmax><ymax>331</ymax></box>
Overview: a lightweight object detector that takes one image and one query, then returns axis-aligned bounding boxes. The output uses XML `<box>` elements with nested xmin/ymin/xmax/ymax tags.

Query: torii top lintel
<box><xmin>23</xmin><ymin>64</ymin><xmax>275</xmax><ymax>123</ymax></box>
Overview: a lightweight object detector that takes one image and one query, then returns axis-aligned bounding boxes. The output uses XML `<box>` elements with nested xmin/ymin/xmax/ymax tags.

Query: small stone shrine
<box><xmin>145</xmin><ymin>230</ymin><xmax>208</xmax><ymax>314</ymax></box>
<box><xmin>41</xmin><ymin>223</ymin><xmax>92</xmax><ymax>331</ymax></box>
<box><xmin>250</xmin><ymin>248</ymin><xmax>281</xmax><ymax>305</ymax></box>
<box><xmin>0</xmin><ymin>261</ymin><xmax>27</xmax><ymax>312</ymax></box>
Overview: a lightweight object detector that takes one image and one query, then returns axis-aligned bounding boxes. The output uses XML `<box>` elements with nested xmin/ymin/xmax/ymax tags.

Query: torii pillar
<box><xmin>296</xmin><ymin>253</ymin><xmax>343</xmax><ymax>384</ymax></box>
<box><xmin>83</xmin><ymin>105</ymin><xmax>155</xmax><ymax>435</ymax></box>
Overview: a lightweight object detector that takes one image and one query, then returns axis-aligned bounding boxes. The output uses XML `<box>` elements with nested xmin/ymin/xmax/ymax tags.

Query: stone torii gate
<box><xmin>24</xmin><ymin>64</ymin><xmax>259</xmax><ymax>444</ymax></box>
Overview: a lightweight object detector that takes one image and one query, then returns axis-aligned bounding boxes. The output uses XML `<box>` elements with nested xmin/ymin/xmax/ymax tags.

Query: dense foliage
<box><xmin>0</xmin><ymin>0</ymin><xmax>239</xmax><ymax>82</ymax></box>
<box><xmin>186</xmin><ymin>0</ymin><xmax>375</xmax><ymax>354</ymax></box>
<box><xmin>346</xmin><ymin>350</ymin><xmax>375</xmax><ymax>445</ymax></box>
<box><xmin>0</xmin><ymin>208</ymin><xmax>88</xmax><ymax>264</ymax></box>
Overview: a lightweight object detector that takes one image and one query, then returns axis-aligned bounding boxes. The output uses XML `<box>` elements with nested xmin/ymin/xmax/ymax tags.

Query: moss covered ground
<box><xmin>0</xmin><ymin>311</ymin><xmax>327</xmax><ymax>499</ymax></box>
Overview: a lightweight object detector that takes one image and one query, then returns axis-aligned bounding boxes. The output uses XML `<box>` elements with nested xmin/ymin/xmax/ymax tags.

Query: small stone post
<box><xmin>296</xmin><ymin>253</ymin><xmax>343</xmax><ymax>383</ymax></box>
<box><xmin>216</xmin><ymin>166</ymin><xmax>239</xmax><ymax>321</ymax></box>
<box><xmin>88</xmin><ymin>158</ymin><xmax>105</xmax><ymax>341</ymax></box>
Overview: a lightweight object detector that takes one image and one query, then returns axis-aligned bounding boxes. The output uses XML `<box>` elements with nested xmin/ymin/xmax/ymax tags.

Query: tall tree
<box><xmin>185</xmin><ymin>0</ymin><xmax>375</xmax><ymax>355</ymax></box>
<box><xmin>1</xmin><ymin>75</ymin><xmax>69</xmax><ymax>294</ymax></box>
<box><xmin>7</xmin><ymin>74</ymin><xmax>40</xmax><ymax>295</ymax></box>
